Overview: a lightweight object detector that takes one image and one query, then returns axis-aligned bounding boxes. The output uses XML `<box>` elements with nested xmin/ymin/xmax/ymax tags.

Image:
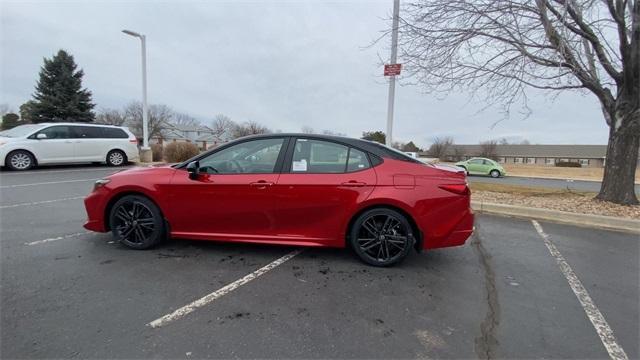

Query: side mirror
<box><xmin>186</xmin><ymin>161</ymin><xmax>200</xmax><ymax>180</ymax></box>
<box><xmin>36</xmin><ymin>133</ymin><xmax>47</xmax><ymax>140</ymax></box>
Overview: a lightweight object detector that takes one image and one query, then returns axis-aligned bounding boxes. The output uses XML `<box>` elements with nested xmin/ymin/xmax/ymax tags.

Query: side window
<box><xmin>72</xmin><ymin>126</ymin><xmax>102</xmax><ymax>138</ymax></box>
<box><xmin>291</xmin><ymin>139</ymin><xmax>348</xmax><ymax>173</ymax></box>
<box><xmin>469</xmin><ymin>159</ymin><xmax>483</xmax><ymax>164</ymax></box>
<box><xmin>102</xmin><ymin>127</ymin><xmax>128</xmax><ymax>138</ymax></box>
<box><xmin>38</xmin><ymin>126</ymin><xmax>70</xmax><ymax>139</ymax></box>
<box><xmin>347</xmin><ymin>148</ymin><xmax>371</xmax><ymax>172</ymax></box>
<box><xmin>198</xmin><ymin>138</ymin><xmax>284</xmax><ymax>174</ymax></box>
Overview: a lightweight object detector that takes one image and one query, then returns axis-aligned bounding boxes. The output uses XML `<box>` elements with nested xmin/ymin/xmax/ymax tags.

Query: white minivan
<box><xmin>0</xmin><ymin>123</ymin><xmax>140</xmax><ymax>170</ymax></box>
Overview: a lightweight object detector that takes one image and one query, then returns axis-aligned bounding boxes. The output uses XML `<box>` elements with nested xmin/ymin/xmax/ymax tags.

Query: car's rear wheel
<box><xmin>490</xmin><ymin>169</ymin><xmax>500</xmax><ymax>178</ymax></box>
<box><xmin>350</xmin><ymin>208</ymin><xmax>414</xmax><ymax>267</ymax></box>
<box><xmin>109</xmin><ymin>195</ymin><xmax>165</xmax><ymax>249</ymax></box>
<box><xmin>107</xmin><ymin>150</ymin><xmax>127</xmax><ymax>166</ymax></box>
<box><xmin>6</xmin><ymin>150</ymin><xmax>35</xmax><ymax>171</ymax></box>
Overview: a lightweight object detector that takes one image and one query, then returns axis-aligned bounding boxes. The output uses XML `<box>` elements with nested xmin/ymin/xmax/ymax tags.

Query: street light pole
<box><xmin>385</xmin><ymin>0</ymin><xmax>400</xmax><ymax>147</ymax></box>
<box><xmin>122</xmin><ymin>29</ymin><xmax>150</xmax><ymax>153</ymax></box>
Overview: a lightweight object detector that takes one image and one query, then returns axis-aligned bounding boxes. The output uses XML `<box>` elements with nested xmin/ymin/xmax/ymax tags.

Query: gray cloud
<box><xmin>1</xmin><ymin>0</ymin><xmax>609</xmax><ymax>147</ymax></box>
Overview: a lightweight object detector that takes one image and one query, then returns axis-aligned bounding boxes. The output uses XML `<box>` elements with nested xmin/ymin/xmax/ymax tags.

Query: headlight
<box><xmin>93</xmin><ymin>179</ymin><xmax>111</xmax><ymax>191</ymax></box>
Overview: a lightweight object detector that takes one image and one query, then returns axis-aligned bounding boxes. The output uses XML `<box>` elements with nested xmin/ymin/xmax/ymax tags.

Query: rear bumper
<box><xmin>424</xmin><ymin>207</ymin><xmax>474</xmax><ymax>250</ymax></box>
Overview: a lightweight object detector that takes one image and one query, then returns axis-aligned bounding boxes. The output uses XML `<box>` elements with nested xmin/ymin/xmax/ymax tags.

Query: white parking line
<box><xmin>0</xmin><ymin>196</ymin><xmax>84</xmax><ymax>209</ymax></box>
<box><xmin>24</xmin><ymin>231</ymin><xmax>92</xmax><ymax>246</ymax></box>
<box><xmin>532</xmin><ymin>220</ymin><xmax>628</xmax><ymax>360</ymax></box>
<box><xmin>0</xmin><ymin>166</ymin><xmax>132</xmax><ymax>176</ymax></box>
<box><xmin>148</xmin><ymin>249</ymin><xmax>302</xmax><ymax>328</ymax></box>
<box><xmin>0</xmin><ymin>178</ymin><xmax>98</xmax><ymax>188</ymax></box>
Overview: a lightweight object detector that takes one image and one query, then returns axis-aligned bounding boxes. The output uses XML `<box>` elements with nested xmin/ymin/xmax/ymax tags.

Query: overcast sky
<box><xmin>1</xmin><ymin>0</ymin><xmax>609</xmax><ymax>147</ymax></box>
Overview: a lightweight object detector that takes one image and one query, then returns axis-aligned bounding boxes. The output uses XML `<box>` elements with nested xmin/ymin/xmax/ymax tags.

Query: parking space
<box><xmin>1</xmin><ymin>167</ymin><xmax>637</xmax><ymax>359</ymax></box>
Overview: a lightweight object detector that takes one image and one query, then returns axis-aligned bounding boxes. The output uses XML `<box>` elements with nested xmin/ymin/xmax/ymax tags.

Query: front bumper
<box><xmin>83</xmin><ymin>189</ymin><xmax>108</xmax><ymax>232</ymax></box>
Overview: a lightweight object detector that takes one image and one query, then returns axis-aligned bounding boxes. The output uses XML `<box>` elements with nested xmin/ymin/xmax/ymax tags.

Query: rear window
<box><xmin>367</xmin><ymin>142</ymin><xmax>423</xmax><ymax>163</ymax></box>
<box><xmin>102</xmin><ymin>127</ymin><xmax>129</xmax><ymax>138</ymax></box>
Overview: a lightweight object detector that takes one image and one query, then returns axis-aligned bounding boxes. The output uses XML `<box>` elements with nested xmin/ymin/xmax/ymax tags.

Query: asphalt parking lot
<box><xmin>1</xmin><ymin>165</ymin><xmax>638</xmax><ymax>359</ymax></box>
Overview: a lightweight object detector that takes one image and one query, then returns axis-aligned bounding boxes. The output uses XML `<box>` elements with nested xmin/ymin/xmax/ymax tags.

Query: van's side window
<box><xmin>72</xmin><ymin>126</ymin><xmax>102</xmax><ymax>138</ymax></box>
<box><xmin>37</xmin><ymin>126</ymin><xmax>71</xmax><ymax>139</ymax></box>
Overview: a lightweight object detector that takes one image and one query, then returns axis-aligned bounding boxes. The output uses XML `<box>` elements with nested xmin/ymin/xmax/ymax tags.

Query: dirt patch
<box><xmin>472</xmin><ymin>190</ymin><xmax>640</xmax><ymax>219</ymax></box>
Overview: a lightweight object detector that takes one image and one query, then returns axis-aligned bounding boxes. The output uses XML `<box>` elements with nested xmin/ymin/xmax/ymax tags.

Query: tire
<box><xmin>490</xmin><ymin>170</ymin><xmax>500</xmax><ymax>178</ymax></box>
<box><xmin>109</xmin><ymin>195</ymin><xmax>165</xmax><ymax>250</ymax></box>
<box><xmin>349</xmin><ymin>208</ymin><xmax>414</xmax><ymax>267</ymax></box>
<box><xmin>6</xmin><ymin>150</ymin><xmax>35</xmax><ymax>171</ymax></box>
<box><xmin>106</xmin><ymin>150</ymin><xmax>127</xmax><ymax>166</ymax></box>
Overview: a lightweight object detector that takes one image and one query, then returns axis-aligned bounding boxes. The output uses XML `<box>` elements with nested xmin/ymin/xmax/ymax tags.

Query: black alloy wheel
<box><xmin>350</xmin><ymin>208</ymin><xmax>413</xmax><ymax>266</ymax></box>
<box><xmin>109</xmin><ymin>195</ymin><xmax>165</xmax><ymax>249</ymax></box>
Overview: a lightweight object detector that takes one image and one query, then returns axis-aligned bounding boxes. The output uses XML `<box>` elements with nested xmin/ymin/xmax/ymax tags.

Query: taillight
<box><xmin>129</xmin><ymin>139</ymin><xmax>138</xmax><ymax>144</ymax></box>
<box><xmin>439</xmin><ymin>184</ymin><xmax>470</xmax><ymax>195</ymax></box>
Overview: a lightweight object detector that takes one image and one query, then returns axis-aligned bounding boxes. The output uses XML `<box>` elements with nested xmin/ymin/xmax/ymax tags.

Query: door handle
<box><xmin>250</xmin><ymin>180</ymin><xmax>274</xmax><ymax>188</ymax></box>
<box><xmin>65</xmin><ymin>140</ymin><xmax>74</xmax><ymax>143</ymax></box>
<box><xmin>341</xmin><ymin>181</ymin><xmax>367</xmax><ymax>187</ymax></box>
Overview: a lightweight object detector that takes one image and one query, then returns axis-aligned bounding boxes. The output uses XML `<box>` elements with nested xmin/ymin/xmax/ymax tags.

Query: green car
<box><xmin>455</xmin><ymin>158</ymin><xmax>506</xmax><ymax>178</ymax></box>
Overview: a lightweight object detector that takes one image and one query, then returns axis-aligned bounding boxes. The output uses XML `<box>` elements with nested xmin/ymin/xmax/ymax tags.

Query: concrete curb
<box><xmin>502</xmin><ymin>175</ymin><xmax>640</xmax><ymax>185</ymax></box>
<box><xmin>471</xmin><ymin>201</ymin><xmax>640</xmax><ymax>234</ymax></box>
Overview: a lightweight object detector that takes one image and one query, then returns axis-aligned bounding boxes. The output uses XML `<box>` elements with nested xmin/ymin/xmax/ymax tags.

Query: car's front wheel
<box><xmin>490</xmin><ymin>169</ymin><xmax>501</xmax><ymax>178</ymax></box>
<box><xmin>350</xmin><ymin>208</ymin><xmax>414</xmax><ymax>266</ymax></box>
<box><xmin>6</xmin><ymin>150</ymin><xmax>35</xmax><ymax>171</ymax></box>
<box><xmin>109</xmin><ymin>195</ymin><xmax>165</xmax><ymax>249</ymax></box>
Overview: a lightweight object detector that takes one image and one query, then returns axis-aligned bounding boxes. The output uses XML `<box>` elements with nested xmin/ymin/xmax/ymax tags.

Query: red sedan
<box><xmin>84</xmin><ymin>134</ymin><xmax>473</xmax><ymax>266</ymax></box>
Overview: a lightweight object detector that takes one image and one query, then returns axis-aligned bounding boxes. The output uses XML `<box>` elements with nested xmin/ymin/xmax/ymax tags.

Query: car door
<box><xmin>482</xmin><ymin>159</ymin><xmax>494</xmax><ymax>174</ymax></box>
<box><xmin>29</xmin><ymin>125</ymin><xmax>76</xmax><ymax>163</ymax></box>
<box><xmin>466</xmin><ymin>159</ymin><xmax>485</xmax><ymax>174</ymax></box>
<box><xmin>71</xmin><ymin>125</ymin><xmax>105</xmax><ymax>161</ymax></box>
<box><xmin>166</xmin><ymin>137</ymin><xmax>288</xmax><ymax>241</ymax></box>
<box><xmin>273</xmin><ymin>138</ymin><xmax>377</xmax><ymax>245</ymax></box>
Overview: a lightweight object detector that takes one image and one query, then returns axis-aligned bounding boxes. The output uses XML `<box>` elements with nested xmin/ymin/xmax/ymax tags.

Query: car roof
<box><xmin>234</xmin><ymin>133</ymin><xmax>421</xmax><ymax>162</ymax></box>
<box><xmin>38</xmin><ymin>122</ymin><xmax>126</xmax><ymax>129</ymax></box>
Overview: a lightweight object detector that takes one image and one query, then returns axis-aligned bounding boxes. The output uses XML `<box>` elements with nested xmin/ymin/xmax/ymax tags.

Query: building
<box><xmin>149</xmin><ymin>123</ymin><xmax>223</xmax><ymax>150</ymax></box>
<box><xmin>436</xmin><ymin>144</ymin><xmax>613</xmax><ymax>168</ymax></box>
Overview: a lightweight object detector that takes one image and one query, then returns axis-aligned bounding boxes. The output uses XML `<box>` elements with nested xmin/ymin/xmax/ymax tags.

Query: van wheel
<box><xmin>107</xmin><ymin>150</ymin><xmax>127</xmax><ymax>166</ymax></box>
<box><xmin>349</xmin><ymin>208</ymin><xmax>414</xmax><ymax>267</ymax></box>
<box><xmin>6</xmin><ymin>150</ymin><xmax>35</xmax><ymax>171</ymax></box>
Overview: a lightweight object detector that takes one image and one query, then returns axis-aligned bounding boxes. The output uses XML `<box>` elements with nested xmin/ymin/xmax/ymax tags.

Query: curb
<box><xmin>471</xmin><ymin>201</ymin><xmax>640</xmax><ymax>234</ymax></box>
<box><xmin>502</xmin><ymin>175</ymin><xmax>640</xmax><ymax>185</ymax></box>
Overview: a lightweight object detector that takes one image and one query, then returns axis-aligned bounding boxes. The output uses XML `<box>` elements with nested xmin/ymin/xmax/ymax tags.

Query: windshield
<box><xmin>0</xmin><ymin>124</ymin><xmax>45</xmax><ymax>138</ymax></box>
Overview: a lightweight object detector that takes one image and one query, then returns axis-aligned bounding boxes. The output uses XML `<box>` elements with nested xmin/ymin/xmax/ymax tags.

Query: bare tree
<box><xmin>301</xmin><ymin>126</ymin><xmax>315</xmax><ymax>134</ymax></box>
<box><xmin>0</xmin><ymin>104</ymin><xmax>11</xmax><ymax>118</ymax></box>
<box><xmin>95</xmin><ymin>108</ymin><xmax>126</xmax><ymax>126</ymax></box>
<box><xmin>322</xmin><ymin>130</ymin><xmax>346</xmax><ymax>136</ymax></box>
<box><xmin>427</xmin><ymin>136</ymin><xmax>454</xmax><ymax>160</ymax></box>
<box><xmin>123</xmin><ymin>102</ymin><xmax>173</xmax><ymax>140</ymax></box>
<box><xmin>172</xmin><ymin>112</ymin><xmax>200</xmax><ymax>127</ymax></box>
<box><xmin>232</xmin><ymin>121</ymin><xmax>271</xmax><ymax>138</ymax></box>
<box><xmin>210</xmin><ymin>114</ymin><xmax>236</xmax><ymax>140</ymax></box>
<box><xmin>399</xmin><ymin>0</ymin><xmax>639</xmax><ymax>204</ymax></box>
<box><xmin>479</xmin><ymin>140</ymin><xmax>499</xmax><ymax>160</ymax></box>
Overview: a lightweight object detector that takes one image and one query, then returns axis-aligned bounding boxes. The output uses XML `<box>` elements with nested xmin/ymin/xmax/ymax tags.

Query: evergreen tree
<box><xmin>29</xmin><ymin>50</ymin><xmax>95</xmax><ymax>122</ymax></box>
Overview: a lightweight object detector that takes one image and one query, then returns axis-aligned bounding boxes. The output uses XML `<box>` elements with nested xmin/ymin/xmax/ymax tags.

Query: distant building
<box><xmin>149</xmin><ymin>123</ymin><xmax>224</xmax><ymax>150</ymax></box>
<box><xmin>433</xmin><ymin>144</ymin><xmax>619</xmax><ymax>168</ymax></box>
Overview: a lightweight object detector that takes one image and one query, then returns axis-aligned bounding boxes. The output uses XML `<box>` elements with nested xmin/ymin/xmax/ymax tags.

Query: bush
<box><xmin>163</xmin><ymin>142</ymin><xmax>199</xmax><ymax>163</ymax></box>
<box><xmin>555</xmin><ymin>161</ymin><xmax>582</xmax><ymax>168</ymax></box>
<box><xmin>150</xmin><ymin>144</ymin><xmax>163</xmax><ymax>162</ymax></box>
